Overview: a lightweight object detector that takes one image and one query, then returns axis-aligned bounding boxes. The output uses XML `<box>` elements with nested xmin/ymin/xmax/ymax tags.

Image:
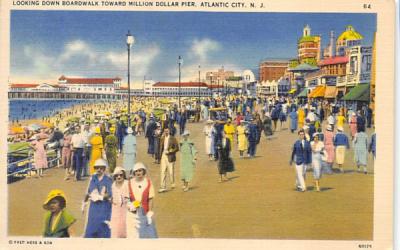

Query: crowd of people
<box><xmin>7</xmin><ymin>95</ymin><xmax>376</xmax><ymax>237</ymax></box>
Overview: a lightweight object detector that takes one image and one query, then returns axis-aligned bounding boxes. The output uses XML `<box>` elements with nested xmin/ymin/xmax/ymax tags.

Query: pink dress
<box><xmin>62</xmin><ymin>135</ymin><xmax>72</xmax><ymax>168</ymax></box>
<box><xmin>350</xmin><ymin>116</ymin><xmax>357</xmax><ymax>137</ymax></box>
<box><xmin>31</xmin><ymin>140</ymin><xmax>48</xmax><ymax>169</ymax></box>
<box><xmin>110</xmin><ymin>180</ymin><xmax>129</xmax><ymax>238</ymax></box>
<box><xmin>323</xmin><ymin>131</ymin><xmax>335</xmax><ymax>164</ymax></box>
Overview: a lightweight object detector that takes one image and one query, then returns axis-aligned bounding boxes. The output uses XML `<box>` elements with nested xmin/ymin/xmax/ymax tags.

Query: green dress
<box><xmin>105</xmin><ymin>134</ymin><xmax>118</xmax><ymax>174</ymax></box>
<box><xmin>43</xmin><ymin>209</ymin><xmax>76</xmax><ymax>237</ymax></box>
<box><xmin>180</xmin><ymin>139</ymin><xmax>197</xmax><ymax>182</ymax></box>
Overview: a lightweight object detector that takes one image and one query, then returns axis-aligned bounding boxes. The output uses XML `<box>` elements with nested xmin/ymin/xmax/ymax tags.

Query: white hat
<box><xmin>133</xmin><ymin>162</ymin><xmax>147</xmax><ymax>172</ymax></box>
<box><xmin>312</xmin><ymin>133</ymin><xmax>320</xmax><ymax>138</ymax></box>
<box><xmin>206</xmin><ymin>119</ymin><xmax>214</xmax><ymax>124</ymax></box>
<box><xmin>303</xmin><ymin>125</ymin><xmax>309</xmax><ymax>130</ymax></box>
<box><xmin>182</xmin><ymin>130</ymin><xmax>190</xmax><ymax>136</ymax></box>
<box><xmin>63</xmin><ymin>128</ymin><xmax>70</xmax><ymax>133</ymax></box>
<box><xmin>94</xmin><ymin>158</ymin><xmax>108</xmax><ymax>168</ymax></box>
<box><xmin>326</xmin><ymin>125</ymin><xmax>333</xmax><ymax>131</ymax></box>
<box><xmin>127</xmin><ymin>127</ymin><xmax>133</xmax><ymax>134</ymax></box>
<box><xmin>337</xmin><ymin>126</ymin><xmax>344</xmax><ymax>131</ymax></box>
<box><xmin>112</xmin><ymin>166</ymin><xmax>126</xmax><ymax>176</ymax></box>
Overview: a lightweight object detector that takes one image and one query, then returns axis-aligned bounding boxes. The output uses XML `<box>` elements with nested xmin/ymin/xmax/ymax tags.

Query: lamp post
<box><xmin>210</xmin><ymin>72</ymin><xmax>213</xmax><ymax>99</ymax></box>
<box><xmin>178</xmin><ymin>56</ymin><xmax>183</xmax><ymax>109</ymax></box>
<box><xmin>126</xmin><ymin>31</ymin><xmax>135</xmax><ymax>127</ymax></box>
<box><xmin>198</xmin><ymin>65</ymin><xmax>201</xmax><ymax>103</ymax></box>
<box><xmin>217</xmin><ymin>77</ymin><xmax>220</xmax><ymax>97</ymax></box>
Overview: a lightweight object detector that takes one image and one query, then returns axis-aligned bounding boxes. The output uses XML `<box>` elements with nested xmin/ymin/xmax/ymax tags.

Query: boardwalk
<box><xmin>8</xmin><ymin>121</ymin><xmax>374</xmax><ymax>239</ymax></box>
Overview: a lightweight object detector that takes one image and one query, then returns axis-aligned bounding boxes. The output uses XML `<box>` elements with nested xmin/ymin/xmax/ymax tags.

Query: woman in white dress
<box><xmin>110</xmin><ymin>167</ymin><xmax>129</xmax><ymax>238</ymax></box>
<box><xmin>310</xmin><ymin>133</ymin><xmax>325</xmax><ymax>192</ymax></box>
<box><xmin>203</xmin><ymin>120</ymin><xmax>214</xmax><ymax>160</ymax></box>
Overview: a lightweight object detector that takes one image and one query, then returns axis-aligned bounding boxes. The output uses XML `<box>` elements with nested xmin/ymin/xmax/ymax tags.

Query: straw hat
<box><xmin>43</xmin><ymin>189</ymin><xmax>66</xmax><ymax>209</ymax></box>
<box><xmin>133</xmin><ymin>162</ymin><xmax>147</xmax><ymax>172</ymax></box>
<box><xmin>112</xmin><ymin>166</ymin><xmax>126</xmax><ymax>176</ymax></box>
<box><xmin>94</xmin><ymin>158</ymin><xmax>108</xmax><ymax>168</ymax></box>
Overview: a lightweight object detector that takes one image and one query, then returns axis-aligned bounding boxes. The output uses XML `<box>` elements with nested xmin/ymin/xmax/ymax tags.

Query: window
<box><xmin>362</xmin><ymin>55</ymin><xmax>372</xmax><ymax>72</ymax></box>
<box><xmin>350</xmin><ymin>56</ymin><xmax>358</xmax><ymax>74</ymax></box>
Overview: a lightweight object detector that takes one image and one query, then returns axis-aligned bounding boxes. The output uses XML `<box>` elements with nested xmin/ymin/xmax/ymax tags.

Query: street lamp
<box><xmin>198</xmin><ymin>65</ymin><xmax>201</xmax><ymax>103</ymax></box>
<box><xmin>126</xmin><ymin>30</ymin><xmax>135</xmax><ymax>127</ymax></box>
<box><xmin>210</xmin><ymin>72</ymin><xmax>213</xmax><ymax>98</ymax></box>
<box><xmin>178</xmin><ymin>56</ymin><xmax>183</xmax><ymax>109</ymax></box>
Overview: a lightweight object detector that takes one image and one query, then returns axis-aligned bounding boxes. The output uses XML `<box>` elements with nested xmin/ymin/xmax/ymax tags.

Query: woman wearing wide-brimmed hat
<box><xmin>179</xmin><ymin>130</ymin><xmax>197</xmax><ymax>192</ymax></box>
<box><xmin>126</xmin><ymin>162</ymin><xmax>157</xmax><ymax>238</ymax></box>
<box><xmin>333</xmin><ymin>127</ymin><xmax>350</xmax><ymax>173</ymax></box>
<box><xmin>83</xmin><ymin>158</ymin><xmax>113</xmax><ymax>238</ymax></box>
<box><xmin>110</xmin><ymin>166</ymin><xmax>129</xmax><ymax>238</ymax></box>
<box><xmin>43</xmin><ymin>189</ymin><xmax>76</xmax><ymax>237</ymax></box>
<box><xmin>89</xmin><ymin>127</ymin><xmax>104</xmax><ymax>175</ymax></box>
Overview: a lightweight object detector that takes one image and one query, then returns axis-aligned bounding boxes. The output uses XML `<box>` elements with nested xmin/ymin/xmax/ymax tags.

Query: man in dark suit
<box><xmin>290</xmin><ymin>130</ymin><xmax>312</xmax><ymax>192</ymax></box>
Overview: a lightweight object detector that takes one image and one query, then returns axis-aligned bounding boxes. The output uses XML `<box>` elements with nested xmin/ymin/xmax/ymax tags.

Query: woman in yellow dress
<box><xmin>297</xmin><ymin>107</ymin><xmax>305</xmax><ymax>129</ymax></box>
<box><xmin>336</xmin><ymin>111</ymin><xmax>346</xmax><ymax>129</ymax></box>
<box><xmin>236</xmin><ymin>122</ymin><xmax>248</xmax><ymax>157</ymax></box>
<box><xmin>223</xmin><ymin>119</ymin><xmax>236</xmax><ymax>150</ymax></box>
<box><xmin>89</xmin><ymin>127</ymin><xmax>104</xmax><ymax>175</ymax></box>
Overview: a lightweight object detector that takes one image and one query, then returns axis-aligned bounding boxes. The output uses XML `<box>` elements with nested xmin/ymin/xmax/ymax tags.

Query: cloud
<box><xmin>189</xmin><ymin>38</ymin><xmax>220</xmax><ymax>62</ymax></box>
<box><xmin>58</xmin><ymin>40</ymin><xmax>97</xmax><ymax>63</ymax></box>
<box><xmin>12</xmin><ymin>40</ymin><xmax>161</xmax><ymax>86</ymax></box>
<box><xmin>166</xmin><ymin>38</ymin><xmax>243</xmax><ymax>82</ymax></box>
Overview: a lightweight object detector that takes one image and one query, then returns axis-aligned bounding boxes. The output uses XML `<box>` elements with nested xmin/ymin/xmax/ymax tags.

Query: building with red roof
<box><xmin>151</xmin><ymin>81</ymin><xmax>211</xmax><ymax>97</ymax></box>
<box><xmin>58</xmin><ymin>75</ymin><xmax>122</xmax><ymax>93</ymax></box>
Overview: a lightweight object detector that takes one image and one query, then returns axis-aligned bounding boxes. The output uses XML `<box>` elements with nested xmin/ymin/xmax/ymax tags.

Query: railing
<box><xmin>7</xmin><ymin>146</ymin><xmax>60</xmax><ymax>183</ymax></box>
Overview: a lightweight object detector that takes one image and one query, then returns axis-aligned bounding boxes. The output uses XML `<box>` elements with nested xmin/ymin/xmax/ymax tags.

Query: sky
<box><xmin>10</xmin><ymin>11</ymin><xmax>376</xmax><ymax>87</ymax></box>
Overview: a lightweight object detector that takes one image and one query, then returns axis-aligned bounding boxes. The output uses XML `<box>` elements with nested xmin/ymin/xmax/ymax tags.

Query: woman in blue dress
<box><xmin>83</xmin><ymin>158</ymin><xmax>113</xmax><ymax>238</ymax></box>
<box><xmin>353</xmin><ymin>127</ymin><xmax>369</xmax><ymax>174</ymax></box>
<box><xmin>288</xmin><ymin>108</ymin><xmax>298</xmax><ymax>133</ymax></box>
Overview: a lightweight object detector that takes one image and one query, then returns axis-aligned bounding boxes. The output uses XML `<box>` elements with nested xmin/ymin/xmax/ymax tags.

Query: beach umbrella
<box><xmin>9</xmin><ymin>126</ymin><xmax>25</xmax><ymax>134</ymax></box>
<box><xmin>27</xmin><ymin>124</ymin><xmax>42</xmax><ymax>131</ymax></box>
<box><xmin>40</xmin><ymin>121</ymin><xmax>54</xmax><ymax>128</ymax></box>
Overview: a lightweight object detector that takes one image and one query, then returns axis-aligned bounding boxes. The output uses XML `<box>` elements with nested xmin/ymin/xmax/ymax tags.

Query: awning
<box><xmin>308</xmin><ymin>86</ymin><xmax>326</xmax><ymax>98</ymax></box>
<box><xmin>324</xmin><ymin>86</ymin><xmax>337</xmax><ymax>98</ymax></box>
<box><xmin>296</xmin><ymin>88</ymin><xmax>308</xmax><ymax>98</ymax></box>
<box><xmin>342</xmin><ymin>83</ymin><xmax>370</xmax><ymax>101</ymax></box>
<box><xmin>288</xmin><ymin>88</ymin><xmax>297</xmax><ymax>94</ymax></box>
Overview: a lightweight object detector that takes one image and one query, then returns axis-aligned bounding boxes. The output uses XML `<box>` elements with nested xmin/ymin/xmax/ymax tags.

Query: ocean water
<box><xmin>8</xmin><ymin>100</ymin><xmax>93</xmax><ymax>121</ymax></box>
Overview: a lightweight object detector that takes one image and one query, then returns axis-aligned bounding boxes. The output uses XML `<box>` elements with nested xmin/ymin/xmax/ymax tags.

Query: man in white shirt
<box><xmin>81</xmin><ymin>123</ymin><xmax>93</xmax><ymax>177</ymax></box>
<box><xmin>71</xmin><ymin>126</ymin><xmax>86</xmax><ymax>181</ymax></box>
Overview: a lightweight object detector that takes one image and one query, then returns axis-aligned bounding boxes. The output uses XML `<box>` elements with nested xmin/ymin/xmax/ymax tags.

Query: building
<box><xmin>58</xmin><ymin>75</ymin><xmax>122</xmax><ymax>94</ymax></box>
<box><xmin>259</xmin><ymin>60</ymin><xmax>289</xmax><ymax>82</ymax></box>
<box><xmin>205</xmin><ymin>67</ymin><xmax>234</xmax><ymax>84</ymax></box>
<box><xmin>336</xmin><ymin>45</ymin><xmax>372</xmax><ymax>95</ymax></box>
<box><xmin>336</xmin><ymin>25</ymin><xmax>363</xmax><ymax>56</ymax></box>
<box><xmin>297</xmin><ymin>25</ymin><xmax>321</xmax><ymax>66</ymax></box>
<box><xmin>150</xmin><ymin>82</ymin><xmax>211</xmax><ymax>97</ymax></box>
<box><xmin>258</xmin><ymin>77</ymin><xmax>290</xmax><ymax>96</ymax></box>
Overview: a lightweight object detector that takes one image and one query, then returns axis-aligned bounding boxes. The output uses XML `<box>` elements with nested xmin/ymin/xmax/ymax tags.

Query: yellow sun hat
<box><xmin>94</xmin><ymin>127</ymin><xmax>101</xmax><ymax>134</ymax></box>
<box><xmin>43</xmin><ymin>189</ymin><xmax>66</xmax><ymax>209</ymax></box>
<box><xmin>109</xmin><ymin>126</ymin><xmax>116</xmax><ymax>133</ymax></box>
